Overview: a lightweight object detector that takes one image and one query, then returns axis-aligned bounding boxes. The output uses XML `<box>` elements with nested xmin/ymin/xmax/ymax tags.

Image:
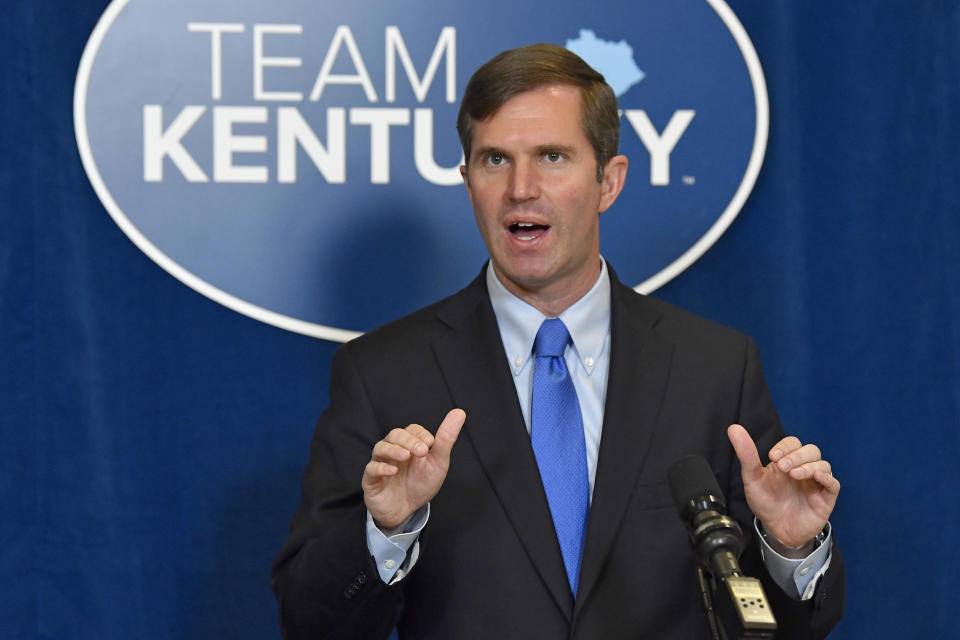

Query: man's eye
<box><xmin>545</xmin><ymin>152</ymin><xmax>563</xmax><ymax>163</ymax></box>
<box><xmin>487</xmin><ymin>154</ymin><xmax>505</xmax><ymax>166</ymax></box>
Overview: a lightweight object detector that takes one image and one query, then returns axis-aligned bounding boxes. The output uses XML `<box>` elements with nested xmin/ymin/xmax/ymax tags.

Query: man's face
<box><xmin>461</xmin><ymin>85</ymin><xmax>626</xmax><ymax>313</ymax></box>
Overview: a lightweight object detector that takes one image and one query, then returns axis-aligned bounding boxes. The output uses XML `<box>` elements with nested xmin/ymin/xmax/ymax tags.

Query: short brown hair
<box><xmin>457</xmin><ymin>43</ymin><xmax>620</xmax><ymax>182</ymax></box>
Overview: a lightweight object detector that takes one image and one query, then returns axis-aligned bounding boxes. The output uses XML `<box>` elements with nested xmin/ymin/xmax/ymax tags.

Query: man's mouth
<box><xmin>509</xmin><ymin>222</ymin><xmax>549</xmax><ymax>241</ymax></box>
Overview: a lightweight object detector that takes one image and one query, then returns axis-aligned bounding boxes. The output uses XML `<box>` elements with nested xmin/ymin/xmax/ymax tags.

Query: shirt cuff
<box><xmin>365</xmin><ymin>504</ymin><xmax>430</xmax><ymax>584</ymax></box>
<box><xmin>755</xmin><ymin>518</ymin><xmax>833</xmax><ymax>600</ymax></box>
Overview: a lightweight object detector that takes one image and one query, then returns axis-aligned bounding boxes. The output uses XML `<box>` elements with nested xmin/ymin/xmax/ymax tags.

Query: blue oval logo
<box><xmin>75</xmin><ymin>0</ymin><xmax>767</xmax><ymax>342</ymax></box>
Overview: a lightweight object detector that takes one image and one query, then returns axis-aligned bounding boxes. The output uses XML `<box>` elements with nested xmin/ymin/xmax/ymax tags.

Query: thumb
<box><xmin>430</xmin><ymin>408</ymin><xmax>466</xmax><ymax>462</ymax></box>
<box><xmin>727</xmin><ymin>424</ymin><xmax>763</xmax><ymax>483</ymax></box>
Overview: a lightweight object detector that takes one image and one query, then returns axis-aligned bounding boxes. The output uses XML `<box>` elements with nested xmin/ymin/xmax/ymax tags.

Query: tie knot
<box><xmin>534</xmin><ymin>318</ymin><xmax>571</xmax><ymax>358</ymax></box>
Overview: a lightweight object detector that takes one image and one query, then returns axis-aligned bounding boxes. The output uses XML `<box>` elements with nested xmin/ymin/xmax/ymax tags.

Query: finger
<box><xmin>404</xmin><ymin>423</ymin><xmax>436</xmax><ymax>451</ymax></box>
<box><xmin>430</xmin><ymin>408</ymin><xmax>466</xmax><ymax>461</ymax></box>
<box><xmin>363</xmin><ymin>460</ymin><xmax>398</xmax><ymax>479</ymax></box>
<box><xmin>769</xmin><ymin>436</ymin><xmax>802</xmax><ymax>462</ymax></box>
<box><xmin>813</xmin><ymin>468</ymin><xmax>841</xmax><ymax>495</ymax></box>
<box><xmin>787</xmin><ymin>458</ymin><xmax>831</xmax><ymax>480</ymax></box>
<box><xmin>776</xmin><ymin>443</ymin><xmax>822</xmax><ymax>473</ymax></box>
<box><xmin>384</xmin><ymin>427</ymin><xmax>430</xmax><ymax>456</ymax></box>
<box><xmin>727</xmin><ymin>424</ymin><xmax>763</xmax><ymax>482</ymax></box>
<box><xmin>372</xmin><ymin>440</ymin><xmax>415</xmax><ymax>463</ymax></box>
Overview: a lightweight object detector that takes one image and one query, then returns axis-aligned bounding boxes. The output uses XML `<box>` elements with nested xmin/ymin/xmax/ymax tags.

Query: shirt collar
<box><xmin>487</xmin><ymin>259</ymin><xmax>611</xmax><ymax>377</ymax></box>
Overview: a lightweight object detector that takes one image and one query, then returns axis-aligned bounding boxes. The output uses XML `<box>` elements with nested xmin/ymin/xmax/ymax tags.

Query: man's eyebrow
<box><xmin>471</xmin><ymin>144</ymin><xmax>578</xmax><ymax>160</ymax></box>
<box><xmin>472</xmin><ymin>145</ymin><xmax>506</xmax><ymax>159</ymax></box>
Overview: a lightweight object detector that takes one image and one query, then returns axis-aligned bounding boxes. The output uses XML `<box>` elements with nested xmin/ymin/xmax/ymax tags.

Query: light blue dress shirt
<box><xmin>367</xmin><ymin>260</ymin><xmax>830</xmax><ymax>598</ymax></box>
<box><xmin>486</xmin><ymin>258</ymin><xmax>611</xmax><ymax>499</ymax></box>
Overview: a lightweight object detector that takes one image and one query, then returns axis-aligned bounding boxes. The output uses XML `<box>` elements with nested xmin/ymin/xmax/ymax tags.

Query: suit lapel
<box><xmin>574</xmin><ymin>273</ymin><xmax>675</xmax><ymax>612</ymax></box>
<box><xmin>431</xmin><ymin>274</ymin><xmax>575</xmax><ymax>620</ymax></box>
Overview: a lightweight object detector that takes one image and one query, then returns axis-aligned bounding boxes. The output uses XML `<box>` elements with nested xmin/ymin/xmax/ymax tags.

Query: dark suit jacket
<box><xmin>272</xmin><ymin>266</ymin><xmax>844</xmax><ymax>639</ymax></box>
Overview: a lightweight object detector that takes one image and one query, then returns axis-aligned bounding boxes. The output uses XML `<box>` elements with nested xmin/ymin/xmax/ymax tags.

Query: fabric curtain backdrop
<box><xmin>2</xmin><ymin>1</ymin><xmax>957</xmax><ymax>637</ymax></box>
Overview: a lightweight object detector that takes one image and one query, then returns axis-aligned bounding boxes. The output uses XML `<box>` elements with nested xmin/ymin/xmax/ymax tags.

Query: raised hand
<box><xmin>362</xmin><ymin>409</ymin><xmax>466</xmax><ymax>530</ymax></box>
<box><xmin>727</xmin><ymin>424</ymin><xmax>840</xmax><ymax>548</ymax></box>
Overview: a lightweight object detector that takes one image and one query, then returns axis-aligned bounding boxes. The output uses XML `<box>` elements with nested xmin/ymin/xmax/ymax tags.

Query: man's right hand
<box><xmin>362</xmin><ymin>408</ymin><xmax>466</xmax><ymax>530</ymax></box>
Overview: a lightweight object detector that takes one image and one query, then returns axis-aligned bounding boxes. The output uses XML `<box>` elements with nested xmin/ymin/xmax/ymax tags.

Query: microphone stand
<box><xmin>697</xmin><ymin>567</ymin><xmax>724</xmax><ymax>640</ymax></box>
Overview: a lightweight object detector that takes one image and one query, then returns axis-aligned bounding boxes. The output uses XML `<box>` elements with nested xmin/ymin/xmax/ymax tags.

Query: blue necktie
<box><xmin>531</xmin><ymin>318</ymin><xmax>590</xmax><ymax>595</ymax></box>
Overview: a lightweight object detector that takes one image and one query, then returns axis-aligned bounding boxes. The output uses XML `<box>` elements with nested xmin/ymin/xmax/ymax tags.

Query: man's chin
<box><xmin>490</xmin><ymin>261</ymin><xmax>552</xmax><ymax>291</ymax></box>
<box><xmin>495</xmin><ymin>271</ymin><xmax>572</xmax><ymax>308</ymax></box>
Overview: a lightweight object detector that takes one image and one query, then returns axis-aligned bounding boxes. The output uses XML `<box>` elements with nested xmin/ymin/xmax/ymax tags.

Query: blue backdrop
<box><xmin>2</xmin><ymin>1</ymin><xmax>958</xmax><ymax>638</ymax></box>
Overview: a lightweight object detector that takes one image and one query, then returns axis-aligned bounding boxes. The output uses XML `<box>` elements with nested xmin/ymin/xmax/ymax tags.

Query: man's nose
<box><xmin>507</xmin><ymin>159</ymin><xmax>540</xmax><ymax>202</ymax></box>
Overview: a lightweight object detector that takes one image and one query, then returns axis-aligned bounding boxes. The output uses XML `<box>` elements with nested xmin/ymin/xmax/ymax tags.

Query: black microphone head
<box><xmin>668</xmin><ymin>455</ymin><xmax>747</xmax><ymax>582</ymax></box>
<box><xmin>667</xmin><ymin>455</ymin><xmax>726</xmax><ymax>515</ymax></box>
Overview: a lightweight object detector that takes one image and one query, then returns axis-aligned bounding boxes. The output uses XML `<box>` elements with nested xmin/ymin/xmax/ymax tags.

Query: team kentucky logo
<box><xmin>75</xmin><ymin>0</ymin><xmax>768</xmax><ymax>342</ymax></box>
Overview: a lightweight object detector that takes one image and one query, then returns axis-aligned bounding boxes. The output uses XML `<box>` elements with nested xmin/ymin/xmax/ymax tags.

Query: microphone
<box><xmin>667</xmin><ymin>455</ymin><xmax>776</xmax><ymax>639</ymax></box>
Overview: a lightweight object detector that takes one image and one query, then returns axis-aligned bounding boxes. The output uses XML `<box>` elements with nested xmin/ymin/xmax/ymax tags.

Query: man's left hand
<box><xmin>727</xmin><ymin>424</ymin><xmax>840</xmax><ymax>548</ymax></box>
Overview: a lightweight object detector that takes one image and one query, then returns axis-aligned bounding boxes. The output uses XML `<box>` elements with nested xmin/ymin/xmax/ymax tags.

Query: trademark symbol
<box><xmin>682</xmin><ymin>175</ymin><xmax>696</xmax><ymax>185</ymax></box>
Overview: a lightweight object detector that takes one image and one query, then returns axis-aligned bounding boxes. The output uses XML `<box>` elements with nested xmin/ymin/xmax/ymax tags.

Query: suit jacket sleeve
<box><xmin>727</xmin><ymin>336</ymin><xmax>845</xmax><ymax>639</ymax></box>
<box><xmin>271</xmin><ymin>344</ymin><xmax>402</xmax><ymax>640</ymax></box>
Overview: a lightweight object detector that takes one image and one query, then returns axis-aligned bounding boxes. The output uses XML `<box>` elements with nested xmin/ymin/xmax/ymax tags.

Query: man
<box><xmin>272</xmin><ymin>44</ymin><xmax>844</xmax><ymax>639</ymax></box>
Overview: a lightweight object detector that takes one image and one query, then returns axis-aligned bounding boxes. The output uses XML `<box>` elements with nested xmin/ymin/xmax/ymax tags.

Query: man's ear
<box><xmin>598</xmin><ymin>155</ymin><xmax>628</xmax><ymax>214</ymax></box>
<box><xmin>460</xmin><ymin>164</ymin><xmax>470</xmax><ymax>191</ymax></box>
